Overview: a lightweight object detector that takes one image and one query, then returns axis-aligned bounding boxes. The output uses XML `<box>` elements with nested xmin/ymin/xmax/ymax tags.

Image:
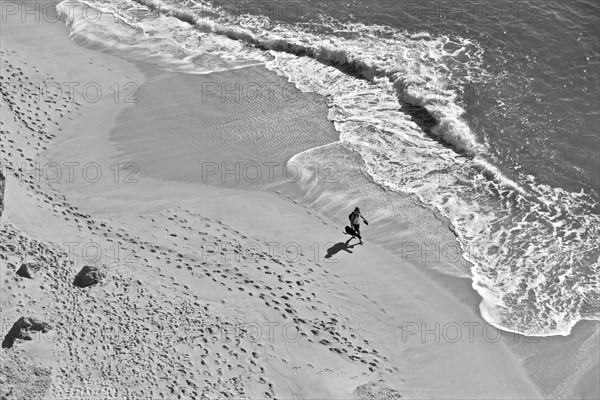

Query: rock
<box><xmin>16</xmin><ymin>262</ymin><xmax>43</xmax><ymax>279</ymax></box>
<box><xmin>2</xmin><ymin>317</ymin><xmax>52</xmax><ymax>349</ymax></box>
<box><xmin>354</xmin><ymin>377</ymin><xmax>402</xmax><ymax>400</ymax></box>
<box><xmin>73</xmin><ymin>265</ymin><xmax>106</xmax><ymax>288</ymax></box>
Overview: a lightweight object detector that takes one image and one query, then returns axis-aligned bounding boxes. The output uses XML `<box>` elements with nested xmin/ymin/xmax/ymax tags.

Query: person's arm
<box><xmin>362</xmin><ymin>215</ymin><xmax>368</xmax><ymax>224</ymax></box>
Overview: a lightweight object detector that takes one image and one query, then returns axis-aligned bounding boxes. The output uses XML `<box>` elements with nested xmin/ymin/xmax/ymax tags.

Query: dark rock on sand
<box><xmin>2</xmin><ymin>317</ymin><xmax>52</xmax><ymax>349</ymax></box>
<box><xmin>73</xmin><ymin>265</ymin><xmax>106</xmax><ymax>288</ymax></box>
<box><xmin>16</xmin><ymin>262</ymin><xmax>43</xmax><ymax>279</ymax></box>
<box><xmin>354</xmin><ymin>377</ymin><xmax>402</xmax><ymax>400</ymax></box>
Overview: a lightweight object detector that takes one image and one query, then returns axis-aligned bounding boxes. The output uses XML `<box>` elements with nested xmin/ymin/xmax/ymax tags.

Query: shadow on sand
<box><xmin>325</xmin><ymin>238</ymin><xmax>361</xmax><ymax>259</ymax></box>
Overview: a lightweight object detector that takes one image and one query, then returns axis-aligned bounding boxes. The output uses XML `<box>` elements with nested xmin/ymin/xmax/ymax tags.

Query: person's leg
<box><xmin>352</xmin><ymin>224</ymin><xmax>361</xmax><ymax>239</ymax></box>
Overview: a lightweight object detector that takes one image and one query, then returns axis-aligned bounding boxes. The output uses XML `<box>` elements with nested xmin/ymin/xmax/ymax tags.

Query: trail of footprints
<box><xmin>2</xmin><ymin>223</ymin><xmax>272</xmax><ymax>399</ymax></box>
<box><xmin>1</xmin><ymin>50</ymin><xmax>393</xmax><ymax>398</ymax></box>
<box><xmin>138</xmin><ymin>209</ymin><xmax>388</xmax><ymax>372</ymax></box>
<box><xmin>1</xmin><ymin>49</ymin><xmax>80</xmax><ymax>161</ymax></box>
<box><xmin>3</xmin><ymin>198</ymin><xmax>392</xmax><ymax>396</ymax></box>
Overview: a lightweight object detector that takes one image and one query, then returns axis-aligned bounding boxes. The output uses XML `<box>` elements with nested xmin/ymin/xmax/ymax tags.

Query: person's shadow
<box><xmin>325</xmin><ymin>238</ymin><xmax>360</xmax><ymax>259</ymax></box>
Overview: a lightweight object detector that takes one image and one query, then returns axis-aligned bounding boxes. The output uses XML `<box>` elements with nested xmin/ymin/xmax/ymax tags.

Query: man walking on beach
<box><xmin>349</xmin><ymin>207</ymin><xmax>368</xmax><ymax>244</ymax></box>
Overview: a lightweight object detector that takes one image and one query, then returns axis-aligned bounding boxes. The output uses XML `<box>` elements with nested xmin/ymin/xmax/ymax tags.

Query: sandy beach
<box><xmin>1</xmin><ymin>1</ymin><xmax>598</xmax><ymax>399</ymax></box>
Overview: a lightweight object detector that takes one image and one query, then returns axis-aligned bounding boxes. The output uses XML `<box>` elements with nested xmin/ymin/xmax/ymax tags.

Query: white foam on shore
<box><xmin>57</xmin><ymin>0</ymin><xmax>267</xmax><ymax>73</ymax></box>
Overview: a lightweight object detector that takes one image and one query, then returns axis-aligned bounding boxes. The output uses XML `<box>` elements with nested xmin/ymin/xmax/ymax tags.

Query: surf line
<box><xmin>122</xmin><ymin>0</ymin><xmax>528</xmax><ymax>194</ymax></box>
<box><xmin>127</xmin><ymin>1</ymin><xmax>474</xmax><ymax>145</ymax></box>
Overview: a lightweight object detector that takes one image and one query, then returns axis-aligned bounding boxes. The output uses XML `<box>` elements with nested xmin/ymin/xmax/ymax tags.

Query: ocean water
<box><xmin>56</xmin><ymin>0</ymin><xmax>599</xmax><ymax>336</ymax></box>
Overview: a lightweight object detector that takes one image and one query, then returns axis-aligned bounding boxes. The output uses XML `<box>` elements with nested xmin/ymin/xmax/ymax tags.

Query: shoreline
<box><xmin>1</xmin><ymin>1</ymin><xmax>597</xmax><ymax>399</ymax></box>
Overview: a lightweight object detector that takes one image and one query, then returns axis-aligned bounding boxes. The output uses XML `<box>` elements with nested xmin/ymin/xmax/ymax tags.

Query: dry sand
<box><xmin>2</xmin><ymin>1</ymin><xmax>592</xmax><ymax>399</ymax></box>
